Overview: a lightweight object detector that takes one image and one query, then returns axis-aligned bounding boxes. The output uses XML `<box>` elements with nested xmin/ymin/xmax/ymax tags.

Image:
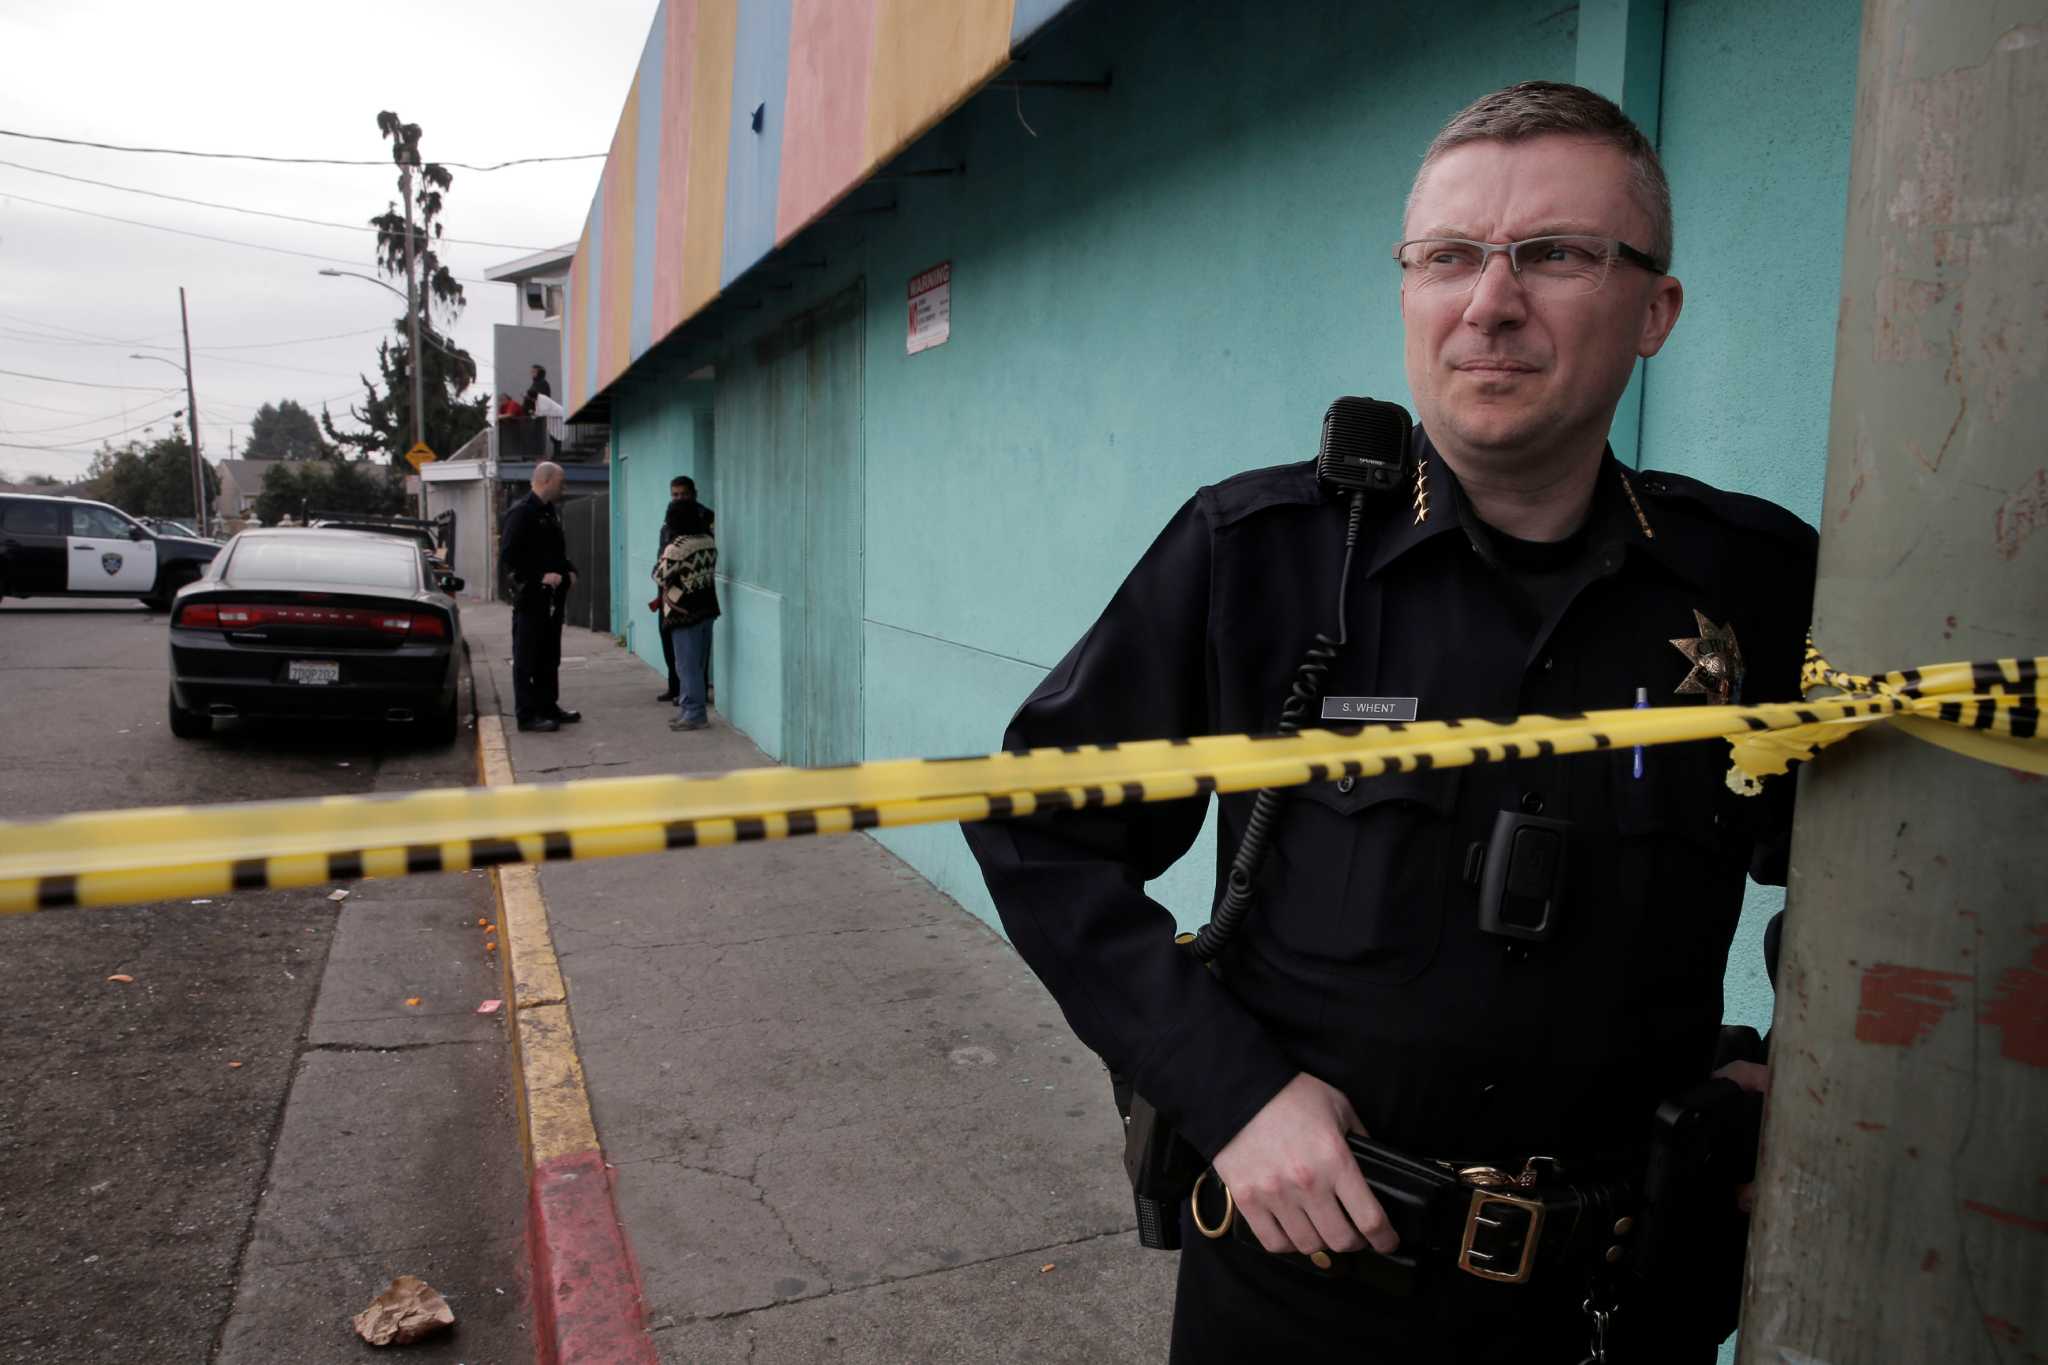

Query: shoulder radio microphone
<box><xmin>1315</xmin><ymin>395</ymin><xmax>1413</xmax><ymax>494</ymax></box>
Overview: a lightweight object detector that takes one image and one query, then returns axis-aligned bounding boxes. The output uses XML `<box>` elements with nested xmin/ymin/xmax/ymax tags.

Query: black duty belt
<box><xmin>1192</xmin><ymin>1135</ymin><xmax>1640</xmax><ymax>1293</ymax></box>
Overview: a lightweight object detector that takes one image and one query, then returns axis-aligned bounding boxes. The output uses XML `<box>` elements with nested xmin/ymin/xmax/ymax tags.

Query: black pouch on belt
<box><xmin>1632</xmin><ymin>1071</ymin><xmax>1764</xmax><ymax>1340</ymax></box>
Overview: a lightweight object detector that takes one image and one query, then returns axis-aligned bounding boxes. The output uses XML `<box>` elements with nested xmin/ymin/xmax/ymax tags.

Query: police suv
<box><xmin>0</xmin><ymin>493</ymin><xmax>222</xmax><ymax>610</ymax></box>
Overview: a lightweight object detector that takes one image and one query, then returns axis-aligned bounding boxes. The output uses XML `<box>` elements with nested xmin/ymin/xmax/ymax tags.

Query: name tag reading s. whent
<box><xmin>1319</xmin><ymin>696</ymin><xmax>1419</xmax><ymax>723</ymax></box>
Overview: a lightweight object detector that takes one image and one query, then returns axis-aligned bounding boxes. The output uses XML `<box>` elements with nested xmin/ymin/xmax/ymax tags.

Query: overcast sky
<box><xmin>0</xmin><ymin>0</ymin><xmax>654</xmax><ymax>483</ymax></box>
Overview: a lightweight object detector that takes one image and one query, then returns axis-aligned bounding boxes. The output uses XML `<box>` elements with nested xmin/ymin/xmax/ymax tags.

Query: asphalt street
<box><xmin>0</xmin><ymin>598</ymin><xmax>528</xmax><ymax>1364</ymax></box>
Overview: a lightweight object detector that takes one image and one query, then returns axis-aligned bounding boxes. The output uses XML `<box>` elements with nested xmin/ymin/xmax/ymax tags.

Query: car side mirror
<box><xmin>440</xmin><ymin>574</ymin><xmax>465</xmax><ymax>593</ymax></box>
<box><xmin>130</xmin><ymin>525</ymin><xmax>148</xmax><ymax>540</ymax></box>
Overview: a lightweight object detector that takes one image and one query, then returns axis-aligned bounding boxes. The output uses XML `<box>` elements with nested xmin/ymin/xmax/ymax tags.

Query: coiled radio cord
<box><xmin>1190</xmin><ymin>489</ymin><xmax>1367</xmax><ymax>963</ymax></box>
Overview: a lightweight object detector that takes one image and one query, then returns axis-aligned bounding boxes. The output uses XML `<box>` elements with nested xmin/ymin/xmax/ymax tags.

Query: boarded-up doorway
<box><xmin>712</xmin><ymin>283</ymin><xmax>864</xmax><ymax>767</ymax></box>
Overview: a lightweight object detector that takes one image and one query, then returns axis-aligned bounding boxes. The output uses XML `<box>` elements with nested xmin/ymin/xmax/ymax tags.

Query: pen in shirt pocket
<box><xmin>1633</xmin><ymin>686</ymin><xmax>1649</xmax><ymax>780</ymax></box>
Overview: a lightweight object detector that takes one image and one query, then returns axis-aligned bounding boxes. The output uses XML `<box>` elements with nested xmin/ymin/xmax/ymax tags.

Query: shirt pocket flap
<box><xmin>1286</xmin><ymin>767</ymin><xmax>1463</xmax><ymax>819</ymax></box>
<box><xmin>1264</xmin><ymin>768</ymin><xmax>1460</xmax><ymax>973</ymax></box>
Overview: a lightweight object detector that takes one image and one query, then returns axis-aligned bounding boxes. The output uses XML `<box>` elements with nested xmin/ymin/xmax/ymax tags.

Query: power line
<box><xmin>0</xmin><ymin>156</ymin><xmax>550</xmax><ymax>250</ymax></box>
<box><xmin>1</xmin><ymin>191</ymin><xmax>370</xmax><ymax>268</ymax></box>
<box><xmin>0</xmin><ymin>437</ymin><xmax>108</xmax><ymax>458</ymax></box>
<box><xmin>0</xmin><ymin>388</ymin><xmax>180</xmax><ymax>418</ymax></box>
<box><xmin>0</xmin><ymin>316</ymin><xmax>472</xmax><ymax>357</ymax></box>
<box><xmin>0</xmin><ymin>325</ymin><xmax>141</xmax><ymax>349</ymax></box>
<box><xmin>167</xmin><ymin>351</ymin><xmax>375</xmax><ymax>380</ymax></box>
<box><xmin>0</xmin><ymin>191</ymin><xmax>495</xmax><ymax>284</ymax></box>
<box><xmin>205</xmin><ymin>389</ymin><xmax>364</xmax><ymax>415</ymax></box>
<box><xmin>0</xmin><ymin>400</ymin><xmax>184</xmax><ymax>436</ymax></box>
<box><xmin>0</xmin><ymin>405</ymin><xmax>188</xmax><ymax>449</ymax></box>
<box><xmin>0</xmin><ymin>126</ymin><xmax>605</xmax><ymax>172</ymax></box>
<box><xmin>1</xmin><ymin>190</ymin><xmax>465</xmax><ymax>277</ymax></box>
<box><xmin>159</xmin><ymin>326</ymin><xmax>392</xmax><ymax>353</ymax></box>
<box><xmin>195</xmin><ymin>326</ymin><xmax>392</xmax><ymax>352</ymax></box>
<box><xmin>0</xmin><ymin>366</ymin><xmax>180</xmax><ymax>391</ymax></box>
<box><xmin>0</xmin><ymin>308</ymin><xmax>171</xmax><ymax>347</ymax></box>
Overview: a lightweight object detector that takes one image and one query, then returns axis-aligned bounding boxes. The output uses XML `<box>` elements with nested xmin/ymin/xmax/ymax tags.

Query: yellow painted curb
<box><xmin>478</xmin><ymin>713</ymin><xmax>600</xmax><ymax>1174</ymax></box>
<box><xmin>517</xmin><ymin>1003</ymin><xmax>602</xmax><ymax>1163</ymax></box>
<box><xmin>497</xmin><ymin>864</ymin><xmax>566</xmax><ymax>1009</ymax></box>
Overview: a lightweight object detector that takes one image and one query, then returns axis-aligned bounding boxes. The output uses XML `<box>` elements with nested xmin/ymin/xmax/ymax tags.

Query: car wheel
<box><xmin>145</xmin><ymin>566</ymin><xmax>198</xmax><ymax>612</ymax></box>
<box><xmin>421</xmin><ymin>693</ymin><xmax>460</xmax><ymax>746</ymax></box>
<box><xmin>168</xmin><ymin>688</ymin><xmax>210</xmax><ymax>739</ymax></box>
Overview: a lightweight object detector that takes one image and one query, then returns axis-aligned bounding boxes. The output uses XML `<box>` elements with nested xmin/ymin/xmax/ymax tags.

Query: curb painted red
<box><xmin>528</xmin><ymin>1148</ymin><xmax>660</xmax><ymax>1365</ymax></box>
<box><xmin>479</xmin><ymin>712</ymin><xmax>658</xmax><ymax>1364</ymax></box>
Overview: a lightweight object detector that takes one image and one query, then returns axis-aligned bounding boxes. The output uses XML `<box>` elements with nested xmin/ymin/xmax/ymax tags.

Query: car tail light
<box><xmin>171</xmin><ymin>601</ymin><xmax>448</xmax><ymax>637</ymax></box>
<box><xmin>376</xmin><ymin>612</ymin><xmax>447</xmax><ymax>638</ymax></box>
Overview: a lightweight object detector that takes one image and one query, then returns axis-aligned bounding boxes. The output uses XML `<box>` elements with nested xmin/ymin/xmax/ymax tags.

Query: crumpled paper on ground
<box><xmin>352</xmin><ymin>1274</ymin><xmax>455</xmax><ymax>1346</ymax></box>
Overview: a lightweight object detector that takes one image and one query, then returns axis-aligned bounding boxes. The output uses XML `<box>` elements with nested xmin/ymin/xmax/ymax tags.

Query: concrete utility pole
<box><xmin>177</xmin><ymin>286</ymin><xmax>206</xmax><ymax>537</ymax></box>
<box><xmin>1739</xmin><ymin>3</ymin><xmax>2047</xmax><ymax>1361</ymax></box>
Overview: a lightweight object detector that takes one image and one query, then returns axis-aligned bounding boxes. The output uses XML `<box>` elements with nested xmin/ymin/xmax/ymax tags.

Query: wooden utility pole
<box><xmin>1738</xmin><ymin>2</ymin><xmax>2047</xmax><ymax>1360</ymax></box>
<box><xmin>401</xmin><ymin>162</ymin><xmax>427</xmax><ymax>519</ymax></box>
<box><xmin>177</xmin><ymin>286</ymin><xmax>206</xmax><ymax>537</ymax></box>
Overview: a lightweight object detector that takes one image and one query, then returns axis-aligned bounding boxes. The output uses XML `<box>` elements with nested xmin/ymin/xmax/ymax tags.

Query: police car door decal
<box><xmin>64</xmin><ymin>508</ymin><xmax>157</xmax><ymax>593</ymax></box>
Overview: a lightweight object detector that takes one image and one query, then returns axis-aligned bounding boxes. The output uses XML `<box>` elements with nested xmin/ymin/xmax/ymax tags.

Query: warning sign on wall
<box><xmin>907</xmin><ymin>261</ymin><xmax>951</xmax><ymax>355</ymax></box>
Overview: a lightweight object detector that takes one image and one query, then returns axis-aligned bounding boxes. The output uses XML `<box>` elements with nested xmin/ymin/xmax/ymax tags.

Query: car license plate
<box><xmin>287</xmin><ymin>660</ymin><xmax>341</xmax><ymax>686</ymax></box>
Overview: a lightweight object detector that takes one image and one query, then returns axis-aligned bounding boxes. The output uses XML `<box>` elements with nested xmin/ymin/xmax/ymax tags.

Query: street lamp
<box><xmin>320</xmin><ymin>255</ymin><xmax>431</xmax><ymax>519</ymax></box>
<box><xmin>316</xmin><ymin>270</ymin><xmax>470</xmax><ymax>362</ymax></box>
<box><xmin>318</xmin><ymin>265</ymin><xmax>424</xmax><ymax>459</ymax></box>
<box><xmin>317</xmin><ymin>267</ymin><xmax>403</xmax><ymax>300</ymax></box>
<box><xmin>128</xmin><ymin>341</ymin><xmax>207</xmax><ymax>539</ymax></box>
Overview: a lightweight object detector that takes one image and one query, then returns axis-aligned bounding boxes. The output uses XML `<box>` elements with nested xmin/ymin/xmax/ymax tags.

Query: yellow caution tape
<box><xmin>1</xmin><ymin>653</ymin><xmax>2038</xmax><ymax>914</ymax></box>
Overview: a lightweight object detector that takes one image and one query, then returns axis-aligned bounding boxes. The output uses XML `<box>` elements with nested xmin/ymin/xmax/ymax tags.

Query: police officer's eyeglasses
<box><xmin>1392</xmin><ymin>235</ymin><xmax>1667</xmax><ymax>296</ymax></box>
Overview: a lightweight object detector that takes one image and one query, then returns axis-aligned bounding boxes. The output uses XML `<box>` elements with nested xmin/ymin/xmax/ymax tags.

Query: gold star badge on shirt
<box><xmin>1671</xmin><ymin>610</ymin><xmax>1745</xmax><ymax>703</ymax></box>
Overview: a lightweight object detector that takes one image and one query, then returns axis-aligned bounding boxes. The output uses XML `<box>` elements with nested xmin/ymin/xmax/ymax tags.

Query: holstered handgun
<box><xmin>1115</xmin><ymin>1079</ymin><xmax>1203</xmax><ymax>1250</ymax></box>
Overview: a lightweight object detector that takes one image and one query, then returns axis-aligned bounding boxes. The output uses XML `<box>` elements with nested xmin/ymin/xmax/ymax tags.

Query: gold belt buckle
<box><xmin>1457</xmin><ymin>1189</ymin><xmax>1545</xmax><ymax>1284</ymax></box>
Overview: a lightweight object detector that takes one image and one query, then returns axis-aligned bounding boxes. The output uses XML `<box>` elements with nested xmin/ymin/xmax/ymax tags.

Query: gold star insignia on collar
<box><xmin>1672</xmin><ymin>610</ymin><xmax>1745</xmax><ymax>703</ymax></box>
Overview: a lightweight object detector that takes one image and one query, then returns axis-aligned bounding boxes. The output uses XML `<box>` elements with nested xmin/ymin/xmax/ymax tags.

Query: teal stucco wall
<box><xmin>1649</xmin><ymin>0</ymin><xmax>1863</xmax><ymax>1040</ymax></box>
<box><xmin>607</xmin><ymin>0</ymin><xmax>1861</xmax><ymax>1069</ymax></box>
<box><xmin>609</xmin><ymin>372</ymin><xmax>712</xmax><ymax>672</ymax></box>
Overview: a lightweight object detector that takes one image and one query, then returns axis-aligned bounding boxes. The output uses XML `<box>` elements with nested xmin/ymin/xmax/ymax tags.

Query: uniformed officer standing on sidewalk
<box><xmin>499</xmin><ymin>461</ymin><xmax>582</xmax><ymax>733</ymax></box>
<box><xmin>964</xmin><ymin>83</ymin><xmax>1815</xmax><ymax>1363</ymax></box>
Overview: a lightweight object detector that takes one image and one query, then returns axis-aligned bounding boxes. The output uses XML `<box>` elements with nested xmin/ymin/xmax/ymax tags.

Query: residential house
<box><xmin>214</xmin><ymin>458</ymin><xmax>317</xmax><ymax>531</ymax></box>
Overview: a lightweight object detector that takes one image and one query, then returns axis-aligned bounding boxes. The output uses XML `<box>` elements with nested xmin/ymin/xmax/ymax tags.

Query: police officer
<box><xmin>962</xmin><ymin>82</ymin><xmax>1815</xmax><ymax>1363</ymax></box>
<box><xmin>500</xmin><ymin>461</ymin><xmax>581</xmax><ymax>733</ymax></box>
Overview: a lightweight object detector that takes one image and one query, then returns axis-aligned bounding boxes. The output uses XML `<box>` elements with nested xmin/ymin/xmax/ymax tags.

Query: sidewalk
<box><xmin>465</xmin><ymin>603</ymin><xmax>1175</xmax><ymax>1363</ymax></box>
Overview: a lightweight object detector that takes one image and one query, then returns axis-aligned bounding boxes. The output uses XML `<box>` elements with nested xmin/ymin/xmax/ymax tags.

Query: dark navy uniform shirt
<box><xmin>962</xmin><ymin>430</ymin><xmax>1816</xmax><ymax>1166</ymax></box>
<box><xmin>500</xmin><ymin>491</ymin><xmax>574</xmax><ymax>601</ymax></box>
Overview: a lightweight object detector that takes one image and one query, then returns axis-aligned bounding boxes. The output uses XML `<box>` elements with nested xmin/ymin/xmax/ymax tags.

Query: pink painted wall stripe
<box><xmin>775</xmin><ymin>0</ymin><xmax>880</xmax><ymax>243</ymax></box>
<box><xmin>651</xmin><ymin>0</ymin><xmax>700</xmax><ymax>340</ymax></box>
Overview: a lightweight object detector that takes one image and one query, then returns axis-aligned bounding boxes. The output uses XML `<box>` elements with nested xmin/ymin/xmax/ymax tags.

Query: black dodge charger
<box><xmin>168</xmin><ymin>527</ymin><xmax>465</xmax><ymax>743</ymax></box>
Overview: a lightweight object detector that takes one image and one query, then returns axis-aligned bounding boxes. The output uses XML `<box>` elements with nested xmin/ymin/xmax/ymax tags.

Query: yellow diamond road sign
<box><xmin>405</xmin><ymin>442</ymin><xmax>437</xmax><ymax>470</ymax></box>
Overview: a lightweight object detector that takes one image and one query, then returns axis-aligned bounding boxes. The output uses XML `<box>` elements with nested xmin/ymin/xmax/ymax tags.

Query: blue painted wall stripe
<box><xmin>1009</xmin><ymin>0</ymin><xmax>1078</xmax><ymax>47</ymax></box>
<box><xmin>719</xmin><ymin>0</ymin><xmax>794</xmax><ymax>289</ymax></box>
<box><xmin>629</xmin><ymin>2</ymin><xmax>670</xmax><ymax>362</ymax></box>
